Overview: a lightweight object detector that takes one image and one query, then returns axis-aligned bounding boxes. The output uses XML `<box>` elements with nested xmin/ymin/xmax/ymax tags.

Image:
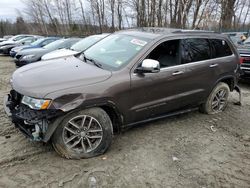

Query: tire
<box><xmin>51</xmin><ymin>107</ymin><xmax>113</xmax><ymax>159</ymax></box>
<box><xmin>200</xmin><ymin>82</ymin><xmax>230</xmax><ymax>114</ymax></box>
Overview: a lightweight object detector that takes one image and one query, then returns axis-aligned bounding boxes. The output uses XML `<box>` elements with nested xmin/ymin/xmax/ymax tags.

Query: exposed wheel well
<box><xmin>100</xmin><ymin>105</ymin><xmax>122</xmax><ymax>133</ymax></box>
<box><xmin>220</xmin><ymin>77</ymin><xmax>234</xmax><ymax>91</ymax></box>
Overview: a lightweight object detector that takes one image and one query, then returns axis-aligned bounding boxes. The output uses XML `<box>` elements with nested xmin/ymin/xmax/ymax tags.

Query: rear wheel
<box><xmin>200</xmin><ymin>82</ymin><xmax>230</xmax><ymax>114</ymax></box>
<box><xmin>52</xmin><ymin>107</ymin><xmax>113</xmax><ymax>159</ymax></box>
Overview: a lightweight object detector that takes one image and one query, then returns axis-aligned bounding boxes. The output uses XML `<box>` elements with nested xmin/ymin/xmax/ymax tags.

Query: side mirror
<box><xmin>135</xmin><ymin>59</ymin><xmax>160</xmax><ymax>73</ymax></box>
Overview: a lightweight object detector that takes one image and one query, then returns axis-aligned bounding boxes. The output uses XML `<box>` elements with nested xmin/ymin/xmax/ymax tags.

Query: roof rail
<box><xmin>172</xmin><ymin>29</ymin><xmax>217</xmax><ymax>33</ymax></box>
<box><xmin>127</xmin><ymin>27</ymin><xmax>217</xmax><ymax>34</ymax></box>
<box><xmin>128</xmin><ymin>27</ymin><xmax>181</xmax><ymax>33</ymax></box>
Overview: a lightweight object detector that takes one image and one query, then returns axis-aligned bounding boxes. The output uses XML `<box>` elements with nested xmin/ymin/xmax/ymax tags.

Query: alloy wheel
<box><xmin>211</xmin><ymin>89</ymin><xmax>228</xmax><ymax>112</ymax></box>
<box><xmin>62</xmin><ymin>115</ymin><xmax>103</xmax><ymax>153</ymax></box>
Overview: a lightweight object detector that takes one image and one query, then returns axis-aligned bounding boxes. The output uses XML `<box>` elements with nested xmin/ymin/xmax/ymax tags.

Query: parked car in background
<box><xmin>238</xmin><ymin>46</ymin><xmax>250</xmax><ymax>77</ymax></box>
<box><xmin>41</xmin><ymin>34</ymin><xmax>109</xmax><ymax>60</ymax></box>
<box><xmin>0</xmin><ymin>35</ymin><xmax>35</xmax><ymax>47</ymax></box>
<box><xmin>0</xmin><ymin>38</ymin><xmax>6</xmax><ymax>42</ymax></box>
<box><xmin>0</xmin><ymin>36</ymin><xmax>42</xmax><ymax>55</ymax></box>
<box><xmin>10</xmin><ymin>37</ymin><xmax>60</xmax><ymax>57</ymax></box>
<box><xmin>0</xmin><ymin>35</ymin><xmax>13</xmax><ymax>42</ymax></box>
<box><xmin>15</xmin><ymin>38</ymin><xmax>81</xmax><ymax>66</ymax></box>
<box><xmin>4</xmin><ymin>28</ymin><xmax>241</xmax><ymax>159</ymax></box>
<box><xmin>3</xmin><ymin>35</ymin><xmax>13</xmax><ymax>39</ymax></box>
<box><xmin>223</xmin><ymin>32</ymin><xmax>249</xmax><ymax>45</ymax></box>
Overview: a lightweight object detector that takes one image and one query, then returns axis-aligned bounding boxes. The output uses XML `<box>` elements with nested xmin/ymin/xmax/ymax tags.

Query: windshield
<box><xmin>43</xmin><ymin>39</ymin><xmax>65</xmax><ymax>50</ymax></box>
<box><xmin>84</xmin><ymin>34</ymin><xmax>150</xmax><ymax>70</ymax></box>
<box><xmin>19</xmin><ymin>37</ymin><xmax>33</xmax><ymax>42</ymax></box>
<box><xmin>71</xmin><ymin>35</ymin><xmax>106</xmax><ymax>52</ymax></box>
<box><xmin>13</xmin><ymin>36</ymin><xmax>28</xmax><ymax>41</ymax></box>
<box><xmin>31</xmin><ymin>38</ymin><xmax>45</xmax><ymax>46</ymax></box>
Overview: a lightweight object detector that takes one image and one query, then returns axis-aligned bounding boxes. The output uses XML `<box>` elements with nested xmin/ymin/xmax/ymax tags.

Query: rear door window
<box><xmin>210</xmin><ymin>39</ymin><xmax>233</xmax><ymax>58</ymax></box>
<box><xmin>181</xmin><ymin>38</ymin><xmax>211</xmax><ymax>64</ymax></box>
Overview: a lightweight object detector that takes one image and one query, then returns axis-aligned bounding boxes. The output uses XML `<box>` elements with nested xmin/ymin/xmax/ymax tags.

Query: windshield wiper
<box><xmin>82</xmin><ymin>53</ymin><xmax>103</xmax><ymax>69</ymax></box>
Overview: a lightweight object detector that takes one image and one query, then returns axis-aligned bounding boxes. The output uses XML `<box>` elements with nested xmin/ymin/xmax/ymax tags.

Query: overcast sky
<box><xmin>0</xmin><ymin>0</ymin><xmax>24</xmax><ymax>21</ymax></box>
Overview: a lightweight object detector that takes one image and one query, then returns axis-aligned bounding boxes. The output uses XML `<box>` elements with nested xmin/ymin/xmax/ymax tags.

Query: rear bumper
<box><xmin>3</xmin><ymin>93</ymin><xmax>62</xmax><ymax>141</ymax></box>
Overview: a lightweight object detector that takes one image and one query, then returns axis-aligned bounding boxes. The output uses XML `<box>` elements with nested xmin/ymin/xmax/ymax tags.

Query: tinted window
<box><xmin>182</xmin><ymin>38</ymin><xmax>210</xmax><ymax>64</ymax></box>
<box><xmin>147</xmin><ymin>40</ymin><xmax>180</xmax><ymax>68</ymax></box>
<box><xmin>210</xmin><ymin>39</ymin><xmax>233</xmax><ymax>58</ymax></box>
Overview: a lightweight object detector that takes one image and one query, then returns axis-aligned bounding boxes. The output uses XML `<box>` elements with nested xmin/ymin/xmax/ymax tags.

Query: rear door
<box><xmin>180</xmin><ymin>38</ymin><xmax>219</xmax><ymax>103</ymax></box>
<box><xmin>209</xmin><ymin>39</ymin><xmax>236</xmax><ymax>78</ymax></box>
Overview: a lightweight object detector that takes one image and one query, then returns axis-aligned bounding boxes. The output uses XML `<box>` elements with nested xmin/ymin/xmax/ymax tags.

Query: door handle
<box><xmin>209</xmin><ymin>64</ymin><xmax>218</xmax><ymax>68</ymax></box>
<box><xmin>172</xmin><ymin>71</ymin><xmax>184</xmax><ymax>76</ymax></box>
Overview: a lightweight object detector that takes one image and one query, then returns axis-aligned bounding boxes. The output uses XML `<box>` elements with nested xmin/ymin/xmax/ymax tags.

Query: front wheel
<box><xmin>200</xmin><ymin>82</ymin><xmax>230</xmax><ymax>114</ymax></box>
<box><xmin>52</xmin><ymin>107</ymin><xmax>113</xmax><ymax>159</ymax></box>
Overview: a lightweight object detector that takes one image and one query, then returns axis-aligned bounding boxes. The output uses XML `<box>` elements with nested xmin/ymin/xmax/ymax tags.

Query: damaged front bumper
<box><xmin>3</xmin><ymin>91</ymin><xmax>63</xmax><ymax>141</ymax></box>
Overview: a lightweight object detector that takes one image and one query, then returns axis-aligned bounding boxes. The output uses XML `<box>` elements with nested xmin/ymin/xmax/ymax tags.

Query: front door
<box><xmin>129</xmin><ymin>39</ymin><xmax>189</xmax><ymax>122</ymax></box>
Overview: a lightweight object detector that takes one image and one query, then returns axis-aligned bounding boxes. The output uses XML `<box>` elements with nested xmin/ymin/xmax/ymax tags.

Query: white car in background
<box><xmin>41</xmin><ymin>34</ymin><xmax>109</xmax><ymax>60</ymax></box>
<box><xmin>0</xmin><ymin>38</ymin><xmax>6</xmax><ymax>42</ymax></box>
<box><xmin>0</xmin><ymin>34</ymin><xmax>37</xmax><ymax>47</ymax></box>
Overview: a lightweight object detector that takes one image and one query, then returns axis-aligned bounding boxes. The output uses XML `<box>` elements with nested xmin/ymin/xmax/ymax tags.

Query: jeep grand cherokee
<box><xmin>4</xmin><ymin>28</ymin><xmax>241</xmax><ymax>159</ymax></box>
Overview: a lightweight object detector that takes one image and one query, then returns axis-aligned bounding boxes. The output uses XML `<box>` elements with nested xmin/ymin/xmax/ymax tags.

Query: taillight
<box><xmin>239</xmin><ymin>57</ymin><xmax>244</xmax><ymax>64</ymax></box>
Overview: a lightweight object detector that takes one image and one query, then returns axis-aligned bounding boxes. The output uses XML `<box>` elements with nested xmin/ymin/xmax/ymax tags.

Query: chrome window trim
<box><xmin>160</xmin><ymin>54</ymin><xmax>235</xmax><ymax>71</ymax></box>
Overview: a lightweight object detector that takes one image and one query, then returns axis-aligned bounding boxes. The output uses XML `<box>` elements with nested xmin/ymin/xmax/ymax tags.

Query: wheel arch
<box><xmin>214</xmin><ymin>75</ymin><xmax>236</xmax><ymax>92</ymax></box>
<box><xmin>43</xmin><ymin>100</ymin><xmax>123</xmax><ymax>142</ymax></box>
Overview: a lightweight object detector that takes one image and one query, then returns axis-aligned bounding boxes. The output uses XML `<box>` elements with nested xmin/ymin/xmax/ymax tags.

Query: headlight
<box><xmin>21</xmin><ymin>96</ymin><xmax>51</xmax><ymax>110</ymax></box>
<box><xmin>15</xmin><ymin>48</ymin><xmax>22</xmax><ymax>52</ymax></box>
<box><xmin>21</xmin><ymin>55</ymin><xmax>35</xmax><ymax>60</ymax></box>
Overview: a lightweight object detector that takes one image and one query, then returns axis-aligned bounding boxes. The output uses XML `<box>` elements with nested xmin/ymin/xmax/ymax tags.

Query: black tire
<box><xmin>51</xmin><ymin>107</ymin><xmax>113</xmax><ymax>159</ymax></box>
<box><xmin>200</xmin><ymin>82</ymin><xmax>230</xmax><ymax>114</ymax></box>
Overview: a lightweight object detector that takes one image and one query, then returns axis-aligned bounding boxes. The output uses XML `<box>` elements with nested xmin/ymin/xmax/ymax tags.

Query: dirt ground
<box><xmin>0</xmin><ymin>55</ymin><xmax>249</xmax><ymax>188</ymax></box>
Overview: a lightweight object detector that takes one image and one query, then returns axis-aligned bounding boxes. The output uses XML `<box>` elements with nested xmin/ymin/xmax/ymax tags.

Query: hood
<box><xmin>11</xmin><ymin>56</ymin><xmax>112</xmax><ymax>98</ymax></box>
<box><xmin>41</xmin><ymin>48</ymin><xmax>78</xmax><ymax>60</ymax></box>
<box><xmin>0</xmin><ymin>44</ymin><xmax>16</xmax><ymax>49</ymax></box>
<box><xmin>12</xmin><ymin>45</ymin><xmax>30</xmax><ymax>52</ymax></box>
<box><xmin>16</xmin><ymin>47</ymin><xmax>49</xmax><ymax>56</ymax></box>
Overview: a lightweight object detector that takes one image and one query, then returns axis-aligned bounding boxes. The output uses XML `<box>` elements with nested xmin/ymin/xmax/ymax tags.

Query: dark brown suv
<box><xmin>4</xmin><ymin>28</ymin><xmax>241</xmax><ymax>159</ymax></box>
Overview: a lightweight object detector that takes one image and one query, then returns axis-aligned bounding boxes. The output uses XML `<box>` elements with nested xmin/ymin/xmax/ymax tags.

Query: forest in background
<box><xmin>0</xmin><ymin>0</ymin><xmax>250</xmax><ymax>37</ymax></box>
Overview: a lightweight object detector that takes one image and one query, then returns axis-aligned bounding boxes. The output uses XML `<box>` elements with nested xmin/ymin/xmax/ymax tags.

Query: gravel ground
<box><xmin>0</xmin><ymin>55</ymin><xmax>249</xmax><ymax>188</ymax></box>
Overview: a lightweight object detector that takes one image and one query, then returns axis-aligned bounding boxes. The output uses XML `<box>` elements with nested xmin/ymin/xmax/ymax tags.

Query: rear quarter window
<box><xmin>210</xmin><ymin>39</ymin><xmax>233</xmax><ymax>58</ymax></box>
